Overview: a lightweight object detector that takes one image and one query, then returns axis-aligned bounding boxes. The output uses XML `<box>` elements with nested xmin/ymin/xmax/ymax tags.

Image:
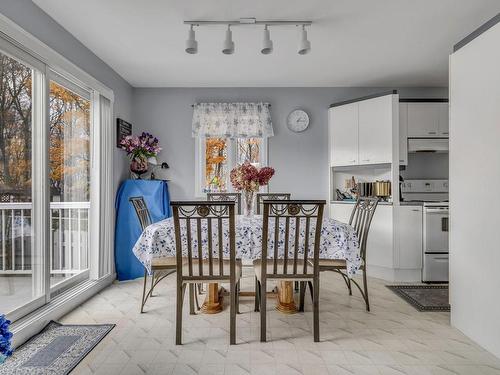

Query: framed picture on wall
<box><xmin>116</xmin><ymin>118</ymin><xmax>132</xmax><ymax>147</ymax></box>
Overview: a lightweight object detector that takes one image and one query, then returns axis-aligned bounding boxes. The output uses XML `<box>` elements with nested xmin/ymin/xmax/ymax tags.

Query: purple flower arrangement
<box><xmin>119</xmin><ymin>132</ymin><xmax>162</xmax><ymax>160</ymax></box>
<box><xmin>0</xmin><ymin>314</ymin><xmax>13</xmax><ymax>364</ymax></box>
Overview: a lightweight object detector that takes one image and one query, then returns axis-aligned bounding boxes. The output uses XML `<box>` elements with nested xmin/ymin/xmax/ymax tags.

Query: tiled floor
<box><xmin>63</xmin><ymin>269</ymin><xmax>500</xmax><ymax>375</ymax></box>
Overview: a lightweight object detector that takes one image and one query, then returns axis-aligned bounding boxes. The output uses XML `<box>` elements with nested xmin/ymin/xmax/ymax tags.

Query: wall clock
<box><xmin>287</xmin><ymin>109</ymin><xmax>309</xmax><ymax>132</ymax></box>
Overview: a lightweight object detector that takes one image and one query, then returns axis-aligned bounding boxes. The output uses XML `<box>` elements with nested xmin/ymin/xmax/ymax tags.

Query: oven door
<box><xmin>424</xmin><ymin>207</ymin><xmax>449</xmax><ymax>253</ymax></box>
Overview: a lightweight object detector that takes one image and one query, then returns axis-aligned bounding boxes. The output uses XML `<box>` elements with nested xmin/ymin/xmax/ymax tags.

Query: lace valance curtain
<box><xmin>192</xmin><ymin>102</ymin><xmax>273</xmax><ymax>138</ymax></box>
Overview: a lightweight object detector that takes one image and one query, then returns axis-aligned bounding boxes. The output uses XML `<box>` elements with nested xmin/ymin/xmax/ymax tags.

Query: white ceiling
<box><xmin>33</xmin><ymin>0</ymin><xmax>500</xmax><ymax>87</ymax></box>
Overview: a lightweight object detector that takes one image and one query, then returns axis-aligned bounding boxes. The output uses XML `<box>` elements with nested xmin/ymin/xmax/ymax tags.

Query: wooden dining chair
<box><xmin>256</xmin><ymin>193</ymin><xmax>291</xmax><ymax>214</ymax></box>
<box><xmin>254</xmin><ymin>200</ymin><xmax>325</xmax><ymax>342</ymax></box>
<box><xmin>172</xmin><ymin>201</ymin><xmax>241</xmax><ymax>345</ymax></box>
<box><xmin>207</xmin><ymin>192</ymin><xmax>242</xmax><ymax>215</ymax></box>
<box><xmin>130</xmin><ymin>196</ymin><xmax>178</xmax><ymax>313</ymax></box>
<box><xmin>319</xmin><ymin>197</ymin><xmax>379</xmax><ymax>311</ymax></box>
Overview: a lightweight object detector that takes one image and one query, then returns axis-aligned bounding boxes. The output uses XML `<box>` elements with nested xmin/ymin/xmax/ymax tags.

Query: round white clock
<box><xmin>287</xmin><ymin>109</ymin><xmax>310</xmax><ymax>132</ymax></box>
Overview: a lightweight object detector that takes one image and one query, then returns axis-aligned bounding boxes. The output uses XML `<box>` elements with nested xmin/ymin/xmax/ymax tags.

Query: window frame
<box><xmin>195</xmin><ymin>137</ymin><xmax>269</xmax><ymax>198</ymax></box>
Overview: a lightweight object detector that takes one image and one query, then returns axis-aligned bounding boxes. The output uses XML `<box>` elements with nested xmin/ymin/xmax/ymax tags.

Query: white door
<box><xmin>438</xmin><ymin>102</ymin><xmax>449</xmax><ymax>137</ymax></box>
<box><xmin>407</xmin><ymin>103</ymin><xmax>440</xmax><ymax>137</ymax></box>
<box><xmin>399</xmin><ymin>103</ymin><xmax>408</xmax><ymax>165</ymax></box>
<box><xmin>397</xmin><ymin>205</ymin><xmax>422</xmax><ymax>269</ymax></box>
<box><xmin>329</xmin><ymin>103</ymin><xmax>358</xmax><ymax>166</ymax></box>
<box><xmin>358</xmin><ymin>95</ymin><xmax>393</xmax><ymax>164</ymax></box>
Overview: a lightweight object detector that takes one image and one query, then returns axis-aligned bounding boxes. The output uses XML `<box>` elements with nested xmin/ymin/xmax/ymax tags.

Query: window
<box><xmin>197</xmin><ymin>137</ymin><xmax>267</xmax><ymax>195</ymax></box>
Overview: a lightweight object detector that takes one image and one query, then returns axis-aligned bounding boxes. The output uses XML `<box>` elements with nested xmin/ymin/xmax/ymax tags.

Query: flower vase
<box><xmin>130</xmin><ymin>156</ymin><xmax>148</xmax><ymax>178</ymax></box>
<box><xmin>242</xmin><ymin>190</ymin><xmax>255</xmax><ymax>217</ymax></box>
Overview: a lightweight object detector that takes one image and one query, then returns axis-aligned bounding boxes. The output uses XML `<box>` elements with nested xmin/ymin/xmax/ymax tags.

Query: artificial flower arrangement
<box><xmin>0</xmin><ymin>314</ymin><xmax>13</xmax><ymax>364</ymax></box>
<box><xmin>230</xmin><ymin>162</ymin><xmax>275</xmax><ymax>216</ymax></box>
<box><xmin>119</xmin><ymin>132</ymin><xmax>162</xmax><ymax>177</ymax></box>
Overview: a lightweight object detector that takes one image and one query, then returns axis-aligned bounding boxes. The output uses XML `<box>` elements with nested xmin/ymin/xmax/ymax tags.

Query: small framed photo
<box><xmin>117</xmin><ymin>118</ymin><xmax>132</xmax><ymax>148</ymax></box>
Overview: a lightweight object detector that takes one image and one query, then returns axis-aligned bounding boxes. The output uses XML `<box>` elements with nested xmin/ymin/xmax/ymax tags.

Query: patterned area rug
<box><xmin>386</xmin><ymin>285</ymin><xmax>450</xmax><ymax>311</ymax></box>
<box><xmin>0</xmin><ymin>321</ymin><xmax>114</xmax><ymax>374</ymax></box>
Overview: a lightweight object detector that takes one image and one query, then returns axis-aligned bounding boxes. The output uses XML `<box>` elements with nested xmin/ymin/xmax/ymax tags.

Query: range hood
<box><xmin>408</xmin><ymin>138</ymin><xmax>449</xmax><ymax>153</ymax></box>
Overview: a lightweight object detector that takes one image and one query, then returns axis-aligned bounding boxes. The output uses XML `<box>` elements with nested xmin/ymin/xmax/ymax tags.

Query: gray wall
<box><xmin>0</xmin><ymin>0</ymin><xmax>134</xmax><ymax>193</ymax></box>
<box><xmin>132</xmin><ymin>87</ymin><xmax>448</xmax><ymax>200</ymax></box>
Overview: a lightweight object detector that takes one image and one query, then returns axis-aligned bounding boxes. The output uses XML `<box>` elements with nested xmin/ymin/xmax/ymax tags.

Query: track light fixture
<box><xmin>261</xmin><ymin>25</ymin><xmax>273</xmax><ymax>55</ymax></box>
<box><xmin>298</xmin><ymin>25</ymin><xmax>311</xmax><ymax>55</ymax></box>
<box><xmin>185</xmin><ymin>24</ymin><xmax>198</xmax><ymax>54</ymax></box>
<box><xmin>183</xmin><ymin>18</ymin><xmax>312</xmax><ymax>55</ymax></box>
<box><xmin>222</xmin><ymin>25</ymin><xmax>235</xmax><ymax>55</ymax></box>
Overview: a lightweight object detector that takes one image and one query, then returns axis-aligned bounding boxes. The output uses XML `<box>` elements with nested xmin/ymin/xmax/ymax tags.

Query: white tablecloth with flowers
<box><xmin>133</xmin><ymin>215</ymin><xmax>361</xmax><ymax>277</ymax></box>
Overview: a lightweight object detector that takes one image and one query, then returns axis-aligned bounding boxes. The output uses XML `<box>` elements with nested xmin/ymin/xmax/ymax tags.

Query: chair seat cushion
<box><xmin>318</xmin><ymin>259</ymin><xmax>347</xmax><ymax>269</ymax></box>
<box><xmin>151</xmin><ymin>256</ymin><xmax>177</xmax><ymax>268</ymax></box>
<box><xmin>253</xmin><ymin>259</ymin><xmax>313</xmax><ymax>281</ymax></box>
<box><xmin>182</xmin><ymin>259</ymin><xmax>242</xmax><ymax>282</ymax></box>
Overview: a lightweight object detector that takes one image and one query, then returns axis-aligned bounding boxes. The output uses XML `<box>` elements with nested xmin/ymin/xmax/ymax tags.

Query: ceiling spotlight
<box><xmin>185</xmin><ymin>25</ymin><xmax>198</xmax><ymax>54</ymax></box>
<box><xmin>298</xmin><ymin>25</ymin><xmax>311</xmax><ymax>55</ymax></box>
<box><xmin>261</xmin><ymin>25</ymin><xmax>273</xmax><ymax>55</ymax></box>
<box><xmin>222</xmin><ymin>25</ymin><xmax>235</xmax><ymax>55</ymax></box>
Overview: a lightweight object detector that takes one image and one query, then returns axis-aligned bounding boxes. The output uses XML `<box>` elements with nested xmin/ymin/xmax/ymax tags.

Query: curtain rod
<box><xmin>191</xmin><ymin>103</ymin><xmax>271</xmax><ymax>107</ymax></box>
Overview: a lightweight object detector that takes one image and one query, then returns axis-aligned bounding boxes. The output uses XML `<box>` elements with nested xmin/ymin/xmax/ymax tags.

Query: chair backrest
<box><xmin>348</xmin><ymin>197</ymin><xmax>379</xmax><ymax>261</ymax></box>
<box><xmin>129</xmin><ymin>196</ymin><xmax>152</xmax><ymax>231</ymax></box>
<box><xmin>261</xmin><ymin>200</ymin><xmax>326</xmax><ymax>280</ymax></box>
<box><xmin>256</xmin><ymin>193</ymin><xmax>291</xmax><ymax>214</ymax></box>
<box><xmin>207</xmin><ymin>192</ymin><xmax>242</xmax><ymax>215</ymax></box>
<box><xmin>171</xmin><ymin>201</ymin><xmax>236</xmax><ymax>282</ymax></box>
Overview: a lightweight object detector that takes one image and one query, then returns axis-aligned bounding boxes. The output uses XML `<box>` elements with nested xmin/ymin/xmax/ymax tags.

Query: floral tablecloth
<box><xmin>132</xmin><ymin>215</ymin><xmax>361</xmax><ymax>277</ymax></box>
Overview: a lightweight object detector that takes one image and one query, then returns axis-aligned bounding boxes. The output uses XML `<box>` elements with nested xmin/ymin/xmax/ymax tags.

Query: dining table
<box><xmin>133</xmin><ymin>214</ymin><xmax>360</xmax><ymax>314</ymax></box>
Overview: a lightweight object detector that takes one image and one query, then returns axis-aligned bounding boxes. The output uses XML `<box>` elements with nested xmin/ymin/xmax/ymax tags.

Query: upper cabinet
<box><xmin>358</xmin><ymin>95</ymin><xmax>394</xmax><ymax>165</ymax></box>
<box><xmin>329</xmin><ymin>92</ymin><xmax>397</xmax><ymax>167</ymax></box>
<box><xmin>407</xmin><ymin>102</ymin><xmax>449</xmax><ymax>138</ymax></box>
<box><xmin>329</xmin><ymin>102</ymin><xmax>358</xmax><ymax>166</ymax></box>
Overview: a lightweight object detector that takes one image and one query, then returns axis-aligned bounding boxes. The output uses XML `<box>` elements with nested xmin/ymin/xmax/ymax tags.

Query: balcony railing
<box><xmin>0</xmin><ymin>202</ymin><xmax>90</xmax><ymax>275</ymax></box>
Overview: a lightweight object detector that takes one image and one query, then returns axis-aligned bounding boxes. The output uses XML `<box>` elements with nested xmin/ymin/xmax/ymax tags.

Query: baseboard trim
<box><xmin>11</xmin><ymin>273</ymin><xmax>115</xmax><ymax>347</ymax></box>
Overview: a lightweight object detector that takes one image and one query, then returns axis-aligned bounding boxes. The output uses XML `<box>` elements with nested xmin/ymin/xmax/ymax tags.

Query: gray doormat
<box><xmin>386</xmin><ymin>285</ymin><xmax>450</xmax><ymax>311</ymax></box>
<box><xmin>0</xmin><ymin>321</ymin><xmax>114</xmax><ymax>374</ymax></box>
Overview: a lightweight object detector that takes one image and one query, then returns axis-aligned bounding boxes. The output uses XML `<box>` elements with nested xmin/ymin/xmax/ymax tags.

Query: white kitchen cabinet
<box><xmin>438</xmin><ymin>102</ymin><xmax>449</xmax><ymax>136</ymax></box>
<box><xmin>330</xmin><ymin>203</ymin><xmax>394</xmax><ymax>270</ymax></box>
<box><xmin>397</xmin><ymin>205</ymin><xmax>423</xmax><ymax>269</ymax></box>
<box><xmin>358</xmin><ymin>95</ymin><xmax>393</xmax><ymax>165</ymax></box>
<box><xmin>407</xmin><ymin>103</ymin><xmax>440</xmax><ymax>137</ymax></box>
<box><xmin>399</xmin><ymin>103</ymin><xmax>408</xmax><ymax>165</ymax></box>
<box><xmin>329</xmin><ymin>103</ymin><xmax>358</xmax><ymax>166</ymax></box>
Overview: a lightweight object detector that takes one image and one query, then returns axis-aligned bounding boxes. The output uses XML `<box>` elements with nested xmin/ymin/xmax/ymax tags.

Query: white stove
<box><xmin>401</xmin><ymin>179</ymin><xmax>449</xmax><ymax>283</ymax></box>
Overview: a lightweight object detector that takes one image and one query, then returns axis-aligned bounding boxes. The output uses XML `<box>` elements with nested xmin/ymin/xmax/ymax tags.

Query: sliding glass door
<box><xmin>0</xmin><ymin>42</ymin><xmax>95</xmax><ymax>319</ymax></box>
<box><xmin>0</xmin><ymin>50</ymin><xmax>44</xmax><ymax>316</ymax></box>
<box><xmin>48</xmin><ymin>78</ymin><xmax>91</xmax><ymax>292</ymax></box>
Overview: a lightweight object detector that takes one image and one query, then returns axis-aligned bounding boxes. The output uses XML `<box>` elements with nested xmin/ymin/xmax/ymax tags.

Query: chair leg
<box><xmin>313</xmin><ymin>277</ymin><xmax>320</xmax><ymax>342</ymax></box>
<box><xmin>299</xmin><ymin>281</ymin><xmax>306</xmax><ymax>312</ymax></box>
<box><xmin>254</xmin><ymin>277</ymin><xmax>260</xmax><ymax>312</ymax></box>
<box><xmin>260</xmin><ymin>279</ymin><xmax>267</xmax><ymax>342</ymax></box>
<box><xmin>347</xmin><ymin>276</ymin><xmax>352</xmax><ymax>296</ymax></box>
<box><xmin>140</xmin><ymin>269</ymin><xmax>148</xmax><ymax>313</ymax></box>
<box><xmin>176</xmin><ymin>283</ymin><xmax>186</xmax><ymax>345</ymax></box>
<box><xmin>307</xmin><ymin>281</ymin><xmax>314</xmax><ymax>302</ymax></box>
<box><xmin>236</xmin><ymin>280</ymin><xmax>241</xmax><ymax>314</ymax></box>
<box><xmin>362</xmin><ymin>268</ymin><xmax>370</xmax><ymax>312</ymax></box>
<box><xmin>150</xmin><ymin>271</ymin><xmax>155</xmax><ymax>297</ymax></box>
<box><xmin>194</xmin><ymin>283</ymin><xmax>200</xmax><ymax>311</ymax></box>
<box><xmin>189</xmin><ymin>284</ymin><xmax>196</xmax><ymax>315</ymax></box>
<box><xmin>230</xmin><ymin>280</ymin><xmax>237</xmax><ymax>345</ymax></box>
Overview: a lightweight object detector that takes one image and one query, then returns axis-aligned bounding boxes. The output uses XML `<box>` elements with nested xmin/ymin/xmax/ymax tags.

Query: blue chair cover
<box><xmin>114</xmin><ymin>179</ymin><xmax>171</xmax><ymax>281</ymax></box>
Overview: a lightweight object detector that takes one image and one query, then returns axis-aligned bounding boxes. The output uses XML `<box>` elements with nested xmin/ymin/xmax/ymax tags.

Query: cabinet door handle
<box><xmin>428</xmin><ymin>131</ymin><xmax>437</xmax><ymax>135</ymax></box>
<box><xmin>362</xmin><ymin>159</ymin><xmax>370</xmax><ymax>162</ymax></box>
<box><xmin>442</xmin><ymin>132</ymin><xmax>449</xmax><ymax>135</ymax></box>
<box><xmin>411</xmin><ymin>209</ymin><xmax>420</xmax><ymax>212</ymax></box>
<box><xmin>399</xmin><ymin>159</ymin><xmax>405</xmax><ymax>163</ymax></box>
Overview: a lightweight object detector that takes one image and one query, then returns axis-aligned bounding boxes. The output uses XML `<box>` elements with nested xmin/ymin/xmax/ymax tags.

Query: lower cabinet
<box><xmin>330</xmin><ymin>202</ymin><xmax>423</xmax><ymax>282</ymax></box>
<box><xmin>330</xmin><ymin>203</ymin><xmax>394</xmax><ymax>271</ymax></box>
<box><xmin>396</xmin><ymin>205</ymin><xmax>423</xmax><ymax>270</ymax></box>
